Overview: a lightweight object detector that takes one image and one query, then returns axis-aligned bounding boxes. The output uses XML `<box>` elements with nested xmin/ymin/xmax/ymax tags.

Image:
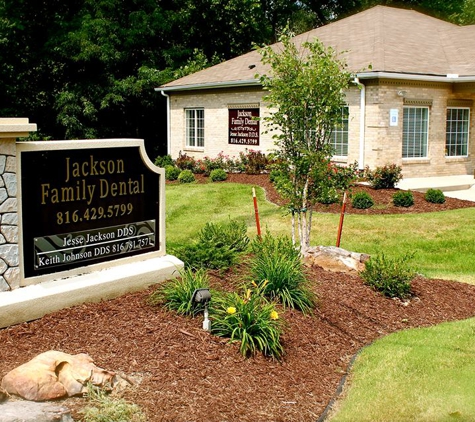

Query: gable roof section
<box><xmin>159</xmin><ymin>6</ymin><xmax>475</xmax><ymax>92</ymax></box>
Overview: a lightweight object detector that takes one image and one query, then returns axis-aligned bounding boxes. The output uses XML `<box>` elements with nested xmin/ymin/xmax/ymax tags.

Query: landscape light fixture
<box><xmin>191</xmin><ymin>288</ymin><xmax>212</xmax><ymax>331</ymax></box>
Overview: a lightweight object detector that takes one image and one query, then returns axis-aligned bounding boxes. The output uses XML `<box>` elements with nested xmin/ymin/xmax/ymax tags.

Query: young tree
<box><xmin>257</xmin><ymin>31</ymin><xmax>357</xmax><ymax>250</ymax></box>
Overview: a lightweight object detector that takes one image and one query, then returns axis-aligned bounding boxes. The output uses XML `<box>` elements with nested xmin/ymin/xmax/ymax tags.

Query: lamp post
<box><xmin>191</xmin><ymin>288</ymin><xmax>211</xmax><ymax>331</ymax></box>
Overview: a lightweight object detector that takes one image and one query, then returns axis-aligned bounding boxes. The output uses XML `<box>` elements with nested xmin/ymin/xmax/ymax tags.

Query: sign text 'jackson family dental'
<box><xmin>20</xmin><ymin>144</ymin><xmax>161</xmax><ymax>278</ymax></box>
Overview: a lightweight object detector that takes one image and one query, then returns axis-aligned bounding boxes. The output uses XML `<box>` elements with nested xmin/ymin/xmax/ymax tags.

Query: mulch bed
<box><xmin>1</xmin><ymin>174</ymin><xmax>475</xmax><ymax>421</ymax></box>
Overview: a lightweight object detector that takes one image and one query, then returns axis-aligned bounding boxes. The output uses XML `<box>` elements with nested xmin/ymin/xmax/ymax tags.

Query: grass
<box><xmin>166</xmin><ymin>181</ymin><xmax>475</xmax><ymax>421</ymax></box>
<box><xmin>166</xmin><ymin>184</ymin><xmax>475</xmax><ymax>283</ymax></box>
<box><xmin>328</xmin><ymin>318</ymin><xmax>475</xmax><ymax>422</ymax></box>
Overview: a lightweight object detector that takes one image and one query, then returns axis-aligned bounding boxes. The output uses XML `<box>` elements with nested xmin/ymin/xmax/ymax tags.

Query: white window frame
<box><xmin>446</xmin><ymin>107</ymin><xmax>470</xmax><ymax>157</ymax></box>
<box><xmin>185</xmin><ymin>108</ymin><xmax>204</xmax><ymax>148</ymax></box>
<box><xmin>330</xmin><ymin>106</ymin><xmax>349</xmax><ymax>157</ymax></box>
<box><xmin>402</xmin><ymin>106</ymin><xmax>429</xmax><ymax>158</ymax></box>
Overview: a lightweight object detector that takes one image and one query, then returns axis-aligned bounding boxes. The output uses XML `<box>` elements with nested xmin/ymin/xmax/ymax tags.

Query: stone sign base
<box><xmin>0</xmin><ymin>255</ymin><xmax>183</xmax><ymax>329</ymax></box>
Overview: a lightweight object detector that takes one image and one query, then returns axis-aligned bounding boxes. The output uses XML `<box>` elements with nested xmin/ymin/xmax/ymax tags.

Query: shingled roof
<box><xmin>159</xmin><ymin>5</ymin><xmax>475</xmax><ymax>92</ymax></box>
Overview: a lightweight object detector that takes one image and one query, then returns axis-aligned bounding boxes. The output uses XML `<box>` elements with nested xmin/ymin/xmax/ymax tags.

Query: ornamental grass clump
<box><xmin>359</xmin><ymin>253</ymin><xmax>416</xmax><ymax>299</ymax></box>
<box><xmin>172</xmin><ymin>219</ymin><xmax>249</xmax><ymax>270</ymax></box>
<box><xmin>81</xmin><ymin>383</ymin><xmax>146</xmax><ymax>422</ymax></box>
<box><xmin>148</xmin><ymin>267</ymin><xmax>210</xmax><ymax>316</ymax></box>
<box><xmin>249</xmin><ymin>233</ymin><xmax>316</xmax><ymax>313</ymax></box>
<box><xmin>210</xmin><ymin>281</ymin><xmax>284</xmax><ymax>359</ymax></box>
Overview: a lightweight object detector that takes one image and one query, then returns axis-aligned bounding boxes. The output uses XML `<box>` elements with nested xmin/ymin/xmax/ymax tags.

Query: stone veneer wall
<box><xmin>0</xmin><ymin>118</ymin><xmax>37</xmax><ymax>292</ymax></box>
<box><xmin>0</xmin><ymin>139</ymin><xmax>19</xmax><ymax>291</ymax></box>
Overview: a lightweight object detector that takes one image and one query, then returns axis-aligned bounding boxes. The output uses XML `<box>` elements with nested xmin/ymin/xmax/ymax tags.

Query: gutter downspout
<box><xmin>353</xmin><ymin>77</ymin><xmax>366</xmax><ymax>170</ymax></box>
<box><xmin>160</xmin><ymin>90</ymin><xmax>171</xmax><ymax>156</ymax></box>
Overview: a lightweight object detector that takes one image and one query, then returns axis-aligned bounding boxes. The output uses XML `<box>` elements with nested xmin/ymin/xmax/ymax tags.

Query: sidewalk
<box><xmin>396</xmin><ymin>175</ymin><xmax>475</xmax><ymax>201</ymax></box>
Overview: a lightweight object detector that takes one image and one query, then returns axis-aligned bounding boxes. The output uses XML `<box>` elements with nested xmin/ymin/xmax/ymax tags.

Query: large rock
<box><xmin>0</xmin><ymin>401</ymin><xmax>73</xmax><ymax>422</ymax></box>
<box><xmin>1</xmin><ymin>351</ymin><xmax>116</xmax><ymax>401</ymax></box>
<box><xmin>303</xmin><ymin>246</ymin><xmax>370</xmax><ymax>273</ymax></box>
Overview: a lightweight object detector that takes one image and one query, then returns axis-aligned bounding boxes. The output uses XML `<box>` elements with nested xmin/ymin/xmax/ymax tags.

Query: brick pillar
<box><xmin>0</xmin><ymin>118</ymin><xmax>37</xmax><ymax>291</ymax></box>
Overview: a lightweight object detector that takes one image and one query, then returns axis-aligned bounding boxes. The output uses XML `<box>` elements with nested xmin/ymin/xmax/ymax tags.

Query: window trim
<box><xmin>402</xmin><ymin>106</ymin><xmax>429</xmax><ymax>159</ymax></box>
<box><xmin>330</xmin><ymin>106</ymin><xmax>349</xmax><ymax>157</ymax></box>
<box><xmin>185</xmin><ymin>108</ymin><xmax>204</xmax><ymax>149</ymax></box>
<box><xmin>445</xmin><ymin>107</ymin><xmax>470</xmax><ymax>158</ymax></box>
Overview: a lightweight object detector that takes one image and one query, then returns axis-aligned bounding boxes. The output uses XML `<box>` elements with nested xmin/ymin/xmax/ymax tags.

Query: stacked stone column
<box><xmin>0</xmin><ymin>118</ymin><xmax>37</xmax><ymax>291</ymax></box>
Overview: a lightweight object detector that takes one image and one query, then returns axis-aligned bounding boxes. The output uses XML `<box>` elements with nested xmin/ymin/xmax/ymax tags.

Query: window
<box><xmin>185</xmin><ymin>108</ymin><xmax>204</xmax><ymax>148</ymax></box>
<box><xmin>403</xmin><ymin>107</ymin><xmax>429</xmax><ymax>158</ymax></box>
<box><xmin>446</xmin><ymin>108</ymin><xmax>469</xmax><ymax>157</ymax></box>
<box><xmin>330</xmin><ymin>106</ymin><xmax>349</xmax><ymax>156</ymax></box>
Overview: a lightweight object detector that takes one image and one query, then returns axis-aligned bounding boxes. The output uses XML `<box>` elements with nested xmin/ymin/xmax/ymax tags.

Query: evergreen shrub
<box><xmin>351</xmin><ymin>191</ymin><xmax>374</xmax><ymax>209</ymax></box>
<box><xmin>424</xmin><ymin>188</ymin><xmax>445</xmax><ymax>204</ymax></box>
<box><xmin>393</xmin><ymin>190</ymin><xmax>414</xmax><ymax>207</ymax></box>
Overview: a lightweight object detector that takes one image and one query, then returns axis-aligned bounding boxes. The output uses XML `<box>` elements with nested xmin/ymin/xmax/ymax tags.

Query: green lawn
<box><xmin>166</xmin><ymin>181</ymin><xmax>475</xmax><ymax>422</ymax></box>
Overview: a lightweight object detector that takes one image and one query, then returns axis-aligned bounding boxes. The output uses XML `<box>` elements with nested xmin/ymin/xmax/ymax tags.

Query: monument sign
<box><xmin>17</xmin><ymin>139</ymin><xmax>164</xmax><ymax>280</ymax></box>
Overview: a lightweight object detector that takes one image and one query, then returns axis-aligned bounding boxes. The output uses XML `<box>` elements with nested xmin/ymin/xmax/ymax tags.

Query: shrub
<box><xmin>365</xmin><ymin>164</ymin><xmax>403</xmax><ymax>189</ymax></box>
<box><xmin>178</xmin><ymin>169</ymin><xmax>196</xmax><ymax>184</ymax></box>
<box><xmin>210</xmin><ymin>282</ymin><xmax>284</xmax><ymax>359</ymax></box>
<box><xmin>249</xmin><ymin>233</ymin><xmax>315</xmax><ymax>313</ymax></box>
<box><xmin>393</xmin><ymin>190</ymin><xmax>414</xmax><ymax>207</ymax></box>
<box><xmin>175</xmin><ymin>152</ymin><xmax>196</xmax><ymax>171</ymax></box>
<box><xmin>172</xmin><ymin>220</ymin><xmax>249</xmax><ymax>270</ymax></box>
<box><xmin>425</xmin><ymin>188</ymin><xmax>445</xmax><ymax>204</ymax></box>
<box><xmin>239</xmin><ymin>149</ymin><xmax>270</xmax><ymax>174</ymax></box>
<box><xmin>210</xmin><ymin>168</ymin><xmax>228</xmax><ymax>181</ymax></box>
<box><xmin>148</xmin><ymin>267</ymin><xmax>210</xmax><ymax>316</ymax></box>
<box><xmin>351</xmin><ymin>191</ymin><xmax>374</xmax><ymax>209</ymax></box>
<box><xmin>199</xmin><ymin>219</ymin><xmax>249</xmax><ymax>253</ymax></box>
<box><xmin>316</xmin><ymin>187</ymin><xmax>339</xmax><ymax>204</ymax></box>
<box><xmin>360</xmin><ymin>253</ymin><xmax>416</xmax><ymax>299</ymax></box>
<box><xmin>154</xmin><ymin>154</ymin><xmax>174</xmax><ymax>168</ymax></box>
<box><xmin>165</xmin><ymin>165</ymin><xmax>181</xmax><ymax>181</ymax></box>
<box><xmin>81</xmin><ymin>383</ymin><xmax>146</xmax><ymax>422</ymax></box>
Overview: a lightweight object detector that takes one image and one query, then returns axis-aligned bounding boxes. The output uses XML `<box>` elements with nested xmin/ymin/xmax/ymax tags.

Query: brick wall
<box><xmin>167</xmin><ymin>80</ymin><xmax>475</xmax><ymax>177</ymax></box>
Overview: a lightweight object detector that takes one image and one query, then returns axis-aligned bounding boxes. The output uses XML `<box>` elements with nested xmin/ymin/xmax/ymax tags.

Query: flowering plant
<box><xmin>210</xmin><ymin>281</ymin><xmax>284</xmax><ymax>359</ymax></box>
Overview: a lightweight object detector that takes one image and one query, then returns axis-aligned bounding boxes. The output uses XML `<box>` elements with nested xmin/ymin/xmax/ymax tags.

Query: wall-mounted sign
<box><xmin>390</xmin><ymin>108</ymin><xmax>399</xmax><ymax>126</ymax></box>
<box><xmin>18</xmin><ymin>140</ymin><xmax>163</xmax><ymax>278</ymax></box>
<box><xmin>228</xmin><ymin>108</ymin><xmax>260</xmax><ymax>146</ymax></box>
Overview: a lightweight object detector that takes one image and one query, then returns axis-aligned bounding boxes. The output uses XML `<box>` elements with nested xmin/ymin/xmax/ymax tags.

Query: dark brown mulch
<box><xmin>1</xmin><ymin>174</ymin><xmax>475</xmax><ymax>422</ymax></box>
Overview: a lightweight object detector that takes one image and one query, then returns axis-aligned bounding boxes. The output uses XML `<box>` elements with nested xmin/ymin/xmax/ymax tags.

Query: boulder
<box><xmin>303</xmin><ymin>246</ymin><xmax>370</xmax><ymax>273</ymax></box>
<box><xmin>0</xmin><ymin>400</ymin><xmax>73</xmax><ymax>422</ymax></box>
<box><xmin>1</xmin><ymin>351</ymin><xmax>116</xmax><ymax>401</ymax></box>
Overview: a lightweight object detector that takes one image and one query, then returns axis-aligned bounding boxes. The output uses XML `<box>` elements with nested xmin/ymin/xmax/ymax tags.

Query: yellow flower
<box><xmin>251</xmin><ymin>281</ymin><xmax>258</xmax><ymax>288</ymax></box>
<box><xmin>226</xmin><ymin>307</ymin><xmax>236</xmax><ymax>315</ymax></box>
<box><xmin>270</xmin><ymin>310</ymin><xmax>279</xmax><ymax>320</ymax></box>
<box><xmin>262</xmin><ymin>279</ymin><xmax>269</xmax><ymax>287</ymax></box>
<box><xmin>245</xmin><ymin>288</ymin><xmax>252</xmax><ymax>300</ymax></box>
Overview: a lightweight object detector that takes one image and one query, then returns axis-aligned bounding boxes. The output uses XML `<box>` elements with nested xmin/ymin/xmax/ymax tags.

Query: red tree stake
<box><xmin>336</xmin><ymin>191</ymin><xmax>347</xmax><ymax>247</ymax></box>
<box><xmin>252</xmin><ymin>187</ymin><xmax>262</xmax><ymax>239</ymax></box>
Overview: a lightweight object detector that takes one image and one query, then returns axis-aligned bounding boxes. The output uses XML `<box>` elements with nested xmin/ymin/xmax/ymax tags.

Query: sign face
<box><xmin>20</xmin><ymin>144</ymin><xmax>161</xmax><ymax>278</ymax></box>
<box><xmin>228</xmin><ymin>108</ymin><xmax>260</xmax><ymax>146</ymax></box>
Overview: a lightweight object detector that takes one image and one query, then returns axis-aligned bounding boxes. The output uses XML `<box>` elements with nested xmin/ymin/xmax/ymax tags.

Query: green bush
<box><xmin>210</xmin><ymin>283</ymin><xmax>284</xmax><ymax>359</ymax></box>
<box><xmin>249</xmin><ymin>233</ymin><xmax>315</xmax><ymax>313</ymax></box>
<box><xmin>199</xmin><ymin>219</ymin><xmax>249</xmax><ymax>253</ymax></box>
<box><xmin>148</xmin><ymin>267</ymin><xmax>210</xmax><ymax>316</ymax></box>
<box><xmin>178</xmin><ymin>169</ymin><xmax>196</xmax><ymax>184</ymax></box>
<box><xmin>81</xmin><ymin>383</ymin><xmax>146</xmax><ymax>422</ymax></box>
<box><xmin>210</xmin><ymin>168</ymin><xmax>228</xmax><ymax>181</ymax></box>
<box><xmin>365</xmin><ymin>164</ymin><xmax>403</xmax><ymax>189</ymax></box>
<box><xmin>154</xmin><ymin>154</ymin><xmax>174</xmax><ymax>168</ymax></box>
<box><xmin>165</xmin><ymin>165</ymin><xmax>181</xmax><ymax>181</ymax></box>
<box><xmin>351</xmin><ymin>191</ymin><xmax>374</xmax><ymax>209</ymax></box>
<box><xmin>172</xmin><ymin>220</ymin><xmax>249</xmax><ymax>270</ymax></box>
<box><xmin>360</xmin><ymin>253</ymin><xmax>416</xmax><ymax>299</ymax></box>
<box><xmin>425</xmin><ymin>188</ymin><xmax>446</xmax><ymax>204</ymax></box>
<box><xmin>393</xmin><ymin>190</ymin><xmax>414</xmax><ymax>207</ymax></box>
